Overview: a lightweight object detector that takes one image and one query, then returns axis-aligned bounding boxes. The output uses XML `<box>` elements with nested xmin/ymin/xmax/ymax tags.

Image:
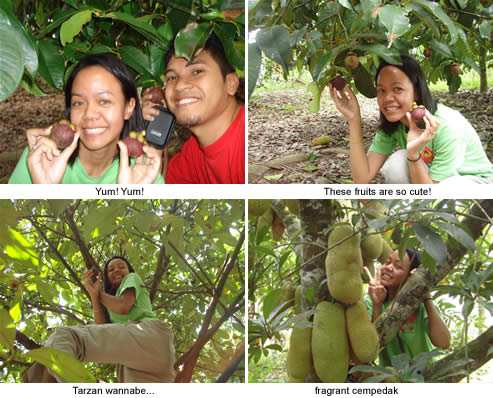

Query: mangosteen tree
<box><xmin>0</xmin><ymin>0</ymin><xmax>245</xmax><ymax>102</ymax></box>
<box><xmin>249</xmin><ymin>0</ymin><xmax>493</xmax><ymax>109</ymax></box>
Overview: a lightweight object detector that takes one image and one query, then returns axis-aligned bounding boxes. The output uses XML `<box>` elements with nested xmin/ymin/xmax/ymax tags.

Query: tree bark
<box><xmin>298</xmin><ymin>200</ymin><xmax>339</xmax><ymax>309</ymax></box>
<box><xmin>479</xmin><ymin>45</ymin><xmax>488</xmax><ymax>94</ymax></box>
<box><xmin>376</xmin><ymin>200</ymin><xmax>493</xmax><ymax>346</ymax></box>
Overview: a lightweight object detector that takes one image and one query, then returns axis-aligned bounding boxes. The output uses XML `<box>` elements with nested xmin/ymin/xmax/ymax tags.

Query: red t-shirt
<box><xmin>166</xmin><ymin>105</ymin><xmax>245</xmax><ymax>184</ymax></box>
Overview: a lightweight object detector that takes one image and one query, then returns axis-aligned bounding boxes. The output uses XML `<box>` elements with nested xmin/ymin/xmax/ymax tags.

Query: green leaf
<box><xmin>410</xmin><ymin>0</ymin><xmax>459</xmax><ymax>44</ymax></box>
<box><xmin>407</xmin><ymin>3</ymin><xmax>440</xmax><ymax>37</ymax></box>
<box><xmin>149</xmin><ymin>44</ymin><xmax>166</xmax><ymax>79</ymax></box>
<box><xmin>27</xmin><ymin>347</ymin><xmax>96</xmax><ymax>383</ymax></box>
<box><xmin>256</xmin><ymin>26</ymin><xmax>290</xmax><ymax>72</ymax></box>
<box><xmin>264</xmin><ymin>173</ymin><xmax>283</xmax><ymax>181</ymax></box>
<box><xmin>248</xmin><ymin>42</ymin><xmax>261</xmax><ymax>98</ymax></box>
<box><xmin>262</xmin><ymin>288</ymin><xmax>282</xmax><ymax>320</ymax></box>
<box><xmin>47</xmin><ymin>200</ymin><xmax>72</xmax><ymax>216</ymax></box>
<box><xmin>218</xmin><ymin>0</ymin><xmax>244</xmax><ymax>10</ymax></box>
<box><xmin>37</xmin><ymin>39</ymin><xmax>65</xmax><ymax>90</ymax></box>
<box><xmin>214</xmin><ymin>23</ymin><xmax>245</xmax><ymax>74</ymax></box>
<box><xmin>175</xmin><ymin>22</ymin><xmax>213</xmax><ymax>61</ymax></box>
<box><xmin>413</xmin><ymin>222</ymin><xmax>448</xmax><ymax>264</ymax></box>
<box><xmin>60</xmin><ymin>10</ymin><xmax>92</xmax><ymax>46</ymax></box>
<box><xmin>37</xmin><ymin>279</ymin><xmax>57</xmax><ymax>304</ymax></box>
<box><xmin>0</xmin><ymin>7</ymin><xmax>37</xmax><ymax>79</ymax></box>
<box><xmin>0</xmin><ymin>21</ymin><xmax>24</xmax><ymax>101</ymax></box>
<box><xmin>355</xmin><ymin>43</ymin><xmax>401</xmax><ymax>65</ymax></box>
<box><xmin>435</xmin><ymin>222</ymin><xmax>475</xmax><ymax>252</ymax></box>
<box><xmin>0</xmin><ymin>201</ymin><xmax>20</xmax><ymax>226</ymax></box>
<box><xmin>429</xmin><ymin>39</ymin><xmax>453</xmax><ymax>58</ymax></box>
<box><xmin>303</xmin><ymin>164</ymin><xmax>318</xmax><ymax>172</ymax></box>
<box><xmin>377</xmin><ymin>5</ymin><xmax>410</xmax><ymax>44</ymax></box>
<box><xmin>106</xmin><ymin>12</ymin><xmax>165</xmax><ymax>47</ymax></box>
<box><xmin>0</xmin><ymin>308</ymin><xmax>16</xmax><ymax>353</ymax></box>
<box><xmin>353</xmin><ymin>64</ymin><xmax>377</xmax><ymax>98</ymax></box>
<box><xmin>157</xmin><ymin>23</ymin><xmax>174</xmax><ymax>41</ymax></box>
<box><xmin>120</xmin><ymin>45</ymin><xmax>151</xmax><ymax>76</ymax></box>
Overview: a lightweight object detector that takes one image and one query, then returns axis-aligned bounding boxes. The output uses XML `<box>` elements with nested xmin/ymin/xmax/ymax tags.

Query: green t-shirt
<box><xmin>8</xmin><ymin>147</ymin><xmax>164</xmax><ymax>184</ymax></box>
<box><xmin>368</xmin><ymin>104</ymin><xmax>493</xmax><ymax>181</ymax></box>
<box><xmin>365</xmin><ymin>296</ymin><xmax>435</xmax><ymax>367</ymax></box>
<box><xmin>109</xmin><ymin>273</ymin><xmax>158</xmax><ymax>324</ymax></box>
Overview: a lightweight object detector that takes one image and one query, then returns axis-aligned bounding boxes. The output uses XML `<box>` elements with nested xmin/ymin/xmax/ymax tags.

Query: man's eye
<box><xmin>192</xmin><ymin>69</ymin><xmax>203</xmax><ymax>75</ymax></box>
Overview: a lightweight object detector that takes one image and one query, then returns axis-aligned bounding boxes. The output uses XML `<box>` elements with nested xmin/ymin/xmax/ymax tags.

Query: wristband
<box><xmin>407</xmin><ymin>154</ymin><xmax>421</xmax><ymax>162</ymax></box>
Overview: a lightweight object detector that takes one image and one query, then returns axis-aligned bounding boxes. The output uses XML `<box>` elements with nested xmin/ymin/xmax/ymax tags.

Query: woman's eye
<box><xmin>166</xmin><ymin>75</ymin><xmax>176</xmax><ymax>82</ymax></box>
<box><xmin>100</xmin><ymin>99</ymin><xmax>110</xmax><ymax>105</ymax></box>
<box><xmin>72</xmin><ymin>101</ymin><xmax>83</xmax><ymax>107</ymax></box>
<box><xmin>192</xmin><ymin>69</ymin><xmax>203</xmax><ymax>75</ymax></box>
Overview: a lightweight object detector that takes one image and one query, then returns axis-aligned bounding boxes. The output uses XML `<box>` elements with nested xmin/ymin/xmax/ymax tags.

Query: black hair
<box><xmin>103</xmin><ymin>256</ymin><xmax>135</xmax><ymax>296</ymax></box>
<box><xmin>375</xmin><ymin>55</ymin><xmax>437</xmax><ymax>135</ymax></box>
<box><xmin>405</xmin><ymin>248</ymin><xmax>421</xmax><ymax>272</ymax></box>
<box><xmin>164</xmin><ymin>32</ymin><xmax>244</xmax><ymax>104</ymax></box>
<box><xmin>64</xmin><ymin>53</ymin><xmax>145</xmax><ymax>162</ymax></box>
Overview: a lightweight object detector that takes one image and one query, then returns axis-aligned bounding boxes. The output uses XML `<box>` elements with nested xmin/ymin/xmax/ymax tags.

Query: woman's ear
<box><xmin>226</xmin><ymin>73</ymin><xmax>240</xmax><ymax>97</ymax></box>
<box><xmin>124</xmin><ymin>98</ymin><xmax>136</xmax><ymax>120</ymax></box>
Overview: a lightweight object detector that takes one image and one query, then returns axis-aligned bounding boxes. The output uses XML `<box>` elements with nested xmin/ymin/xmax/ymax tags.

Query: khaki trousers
<box><xmin>22</xmin><ymin>320</ymin><xmax>175</xmax><ymax>383</ymax></box>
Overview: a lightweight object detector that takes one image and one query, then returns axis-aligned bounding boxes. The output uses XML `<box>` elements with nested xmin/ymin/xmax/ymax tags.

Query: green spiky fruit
<box><xmin>287</xmin><ymin>326</ymin><xmax>312</xmax><ymax>382</ymax></box>
<box><xmin>325</xmin><ymin>224</ymin><xmax>363</xmax><ymax>304</ymax></box>
<box><xmin>248</xmin><ymin>199</ymin><xmax>271</xmax><ymax>217</ymax></box>
<box><xmin>346</xmin><ymin>301</ymin><xmax>379</xmax><ymax>363</ymax></box>
<box><xmin>312</xmin><ymin>301</ymin><xmax>349</xmax><ymax>382</ymax></box>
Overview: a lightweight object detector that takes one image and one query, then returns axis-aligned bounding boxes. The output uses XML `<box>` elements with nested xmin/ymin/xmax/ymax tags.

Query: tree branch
<box><xmin>424</xmin><ymin>325</ymin><xmax>493</xmax><ymax>382</ymax></box>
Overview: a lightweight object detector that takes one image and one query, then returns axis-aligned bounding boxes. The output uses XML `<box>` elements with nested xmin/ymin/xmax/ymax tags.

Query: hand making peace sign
<box><xmin>364</xmin><ymin>266</ymin><xmax>387</xmax><ymax>306</ymax></box>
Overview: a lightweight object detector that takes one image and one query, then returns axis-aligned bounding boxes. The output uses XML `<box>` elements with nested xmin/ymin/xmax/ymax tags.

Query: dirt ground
<box><xmin>0</xmin><ymin>87</ymin><xmax>190</xmax><ymax>183</ymax></box>
<box><xmin>248</xmin><ymin>85</ymin><xmax>493</xmax><ymax>184</ymax></box>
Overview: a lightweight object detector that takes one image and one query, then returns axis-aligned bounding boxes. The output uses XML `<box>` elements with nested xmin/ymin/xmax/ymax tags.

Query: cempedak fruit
<box><xmin>149</xmin><ymin>86</ymin><xmax>164</xmax><ymax>104</ymax></box>
<box><xmin>325</xmin><ymin>224</ymin><xmax>363</xmax><ymax>304</ymax></box>
<box><xmin>248</xmin><ymin>199</ymin><xmax>271</xmax><ymax>217</ymax></box>
<box><xmin>346</xmin><ymin>301</ymin><xmax>379</xmax><ymax>363</ymax></box>
<box><xmin>331</xmin><ymin>76</ymin><xmax>346</xmax><ymax>90</ymax></box>
<box><xmin>124</xmin><ymin>130</ymin><xmax>147</xmax><ymax>157</ymax></box>
<box><xmin>51</xmin><ymin>120</ymin><xmax>75</xmax><ymax>148</ymax></box>
<box><xmin>312</xmin><ymin>301</ymin><xmax>349</xmax><ymax>382</ymax></box>
<box><xmin>344</xmin><ymin>52</ymin><xmax>359</xmax><ymax>70</ymax></box>
<box><xmin>287</xmin><ymin>326</ymin><xmax>313</xmax><ymax>382</ymax></box>
<box><xmin>361</xmin><ymin>233</ymin><xmax>383</xmax><ymax>274</ymax></box>
<box><xmin>377</xmin><ymin>239</ymin><xmax>393</xmax><ymax>265</ymax></box>
<box><xmin>277</xmin><ymin>281</ymin><xmax>296</xmax><ymax>312</ymax></box>
<box><xmin>284</xmin><ymin>199</ymin><xmax>300</xmax><ymax>216</ymax></box>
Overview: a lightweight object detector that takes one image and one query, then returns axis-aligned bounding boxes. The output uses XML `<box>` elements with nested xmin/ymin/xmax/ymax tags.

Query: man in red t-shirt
<box><xmin>142</xmin><ymin>33</ymin><xmax>245</xmax><ymax>184</ymax></box>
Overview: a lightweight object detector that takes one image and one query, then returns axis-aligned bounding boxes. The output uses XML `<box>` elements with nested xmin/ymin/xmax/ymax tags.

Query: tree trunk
<box><xmin>298</xmin><ymin>200</ymin><xmax>339</xmax><ymax>309</ymax></box>
<box><xmin>479</xmin><ymin>44</ymin><xmax>488</xmax><ymax>94</ymax></box>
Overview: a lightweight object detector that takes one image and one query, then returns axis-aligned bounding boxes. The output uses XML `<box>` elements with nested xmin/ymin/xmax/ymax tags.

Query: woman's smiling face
<box><xmin>70</xmin><ymin>65</ymin><xmax>135</xmax><ymax>153</ymax></box>
<box><xmin>376</xmin><ymin>65</ymin><xmax>417</xmax><ymax>125</ymax></box>
<box><xmin>106</xmin><ymin>258</ymin><xmax>130</xmax><ymax>288</ymax></box>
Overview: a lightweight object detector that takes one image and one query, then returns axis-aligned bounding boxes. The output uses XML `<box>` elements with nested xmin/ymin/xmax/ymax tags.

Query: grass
<box><xmin>248</xmin><ymin>350</ymin><xmax>288</xmax><ymax>383</ymax></box>
<box><xmin>429</xmin><ymin>68</ymin><xmax>493</xmax><ymax>91</ymax></box>
<box><xmin>254</xmin><ymin>67</ymin><xmax>493</xmax><ymax>95</ymax></box>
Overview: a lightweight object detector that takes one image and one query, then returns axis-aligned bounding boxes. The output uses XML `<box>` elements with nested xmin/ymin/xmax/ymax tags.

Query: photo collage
<box><xmin>0</xmin><ymin>0</ymin><xmax>492</xmax><ymax>396</ymax></box>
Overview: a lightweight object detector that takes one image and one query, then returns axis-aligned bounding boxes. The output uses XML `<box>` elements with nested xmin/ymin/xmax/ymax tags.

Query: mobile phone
<box><xmin>144</xmin><ymin>106</ymin><xmax>176</xmax><ymax>149</ymax></box>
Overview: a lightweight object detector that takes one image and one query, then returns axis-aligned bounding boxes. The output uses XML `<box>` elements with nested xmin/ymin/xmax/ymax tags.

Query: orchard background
<box><xmin>248</xmin><ymin>199</ymin><xmax>493</xmax><ymax>382</ymax></box>
<box><xmin>247</xmin><ymin>0</ymin><xmax>493</xmax><ymax>183</ymax></box>
<box><xmin>0</xmin><ymin>0</ymin><xmax>245</xmax><ymax>182</ymax></box>
<box><xmin>0</xmin><ymin>199</ymin><xmax>245</xmax><ymax>383</ymax></box>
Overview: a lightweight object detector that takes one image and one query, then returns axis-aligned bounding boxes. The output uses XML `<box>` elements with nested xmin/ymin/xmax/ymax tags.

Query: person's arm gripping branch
<box><xmin>83</xmin><ymin>270</ymin><xmax>106</xmax><ymax>325</ymax></box>
<box><xmin>329</xmin><ymin>84</ymin><xmax>386</xmax><ymax>183</ymax></box>
<box><xmin>424</xmin><ymin>297</ymin><xmax>451</xmax><ymax>349</ymax></box>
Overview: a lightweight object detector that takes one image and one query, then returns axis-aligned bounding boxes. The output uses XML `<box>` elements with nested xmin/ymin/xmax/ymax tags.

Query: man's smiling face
<box><xmin>164</xmin><ymin>50</ymin><xmax>236</xmax><ymax>129</ymax></box>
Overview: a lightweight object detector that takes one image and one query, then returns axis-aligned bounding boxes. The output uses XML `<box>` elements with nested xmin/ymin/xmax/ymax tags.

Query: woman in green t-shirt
<box><xmin>364</xmin><ymin>248</ymin><xmax>450</xmax><ymax>367</ymax></box>
<box><xmin>9</xmin><ymin>53</ymin><xmax>164</xmax><ymax>184</ymax></box>
<box><xmin>329</xmin><ymin>55</ymin><xmax>493</xmax><ymax>184</ymax></box>
<box><xmin>23</xmin><ymin>256</ymin><xmax>175</xmax><ymax>383</ymax></box>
